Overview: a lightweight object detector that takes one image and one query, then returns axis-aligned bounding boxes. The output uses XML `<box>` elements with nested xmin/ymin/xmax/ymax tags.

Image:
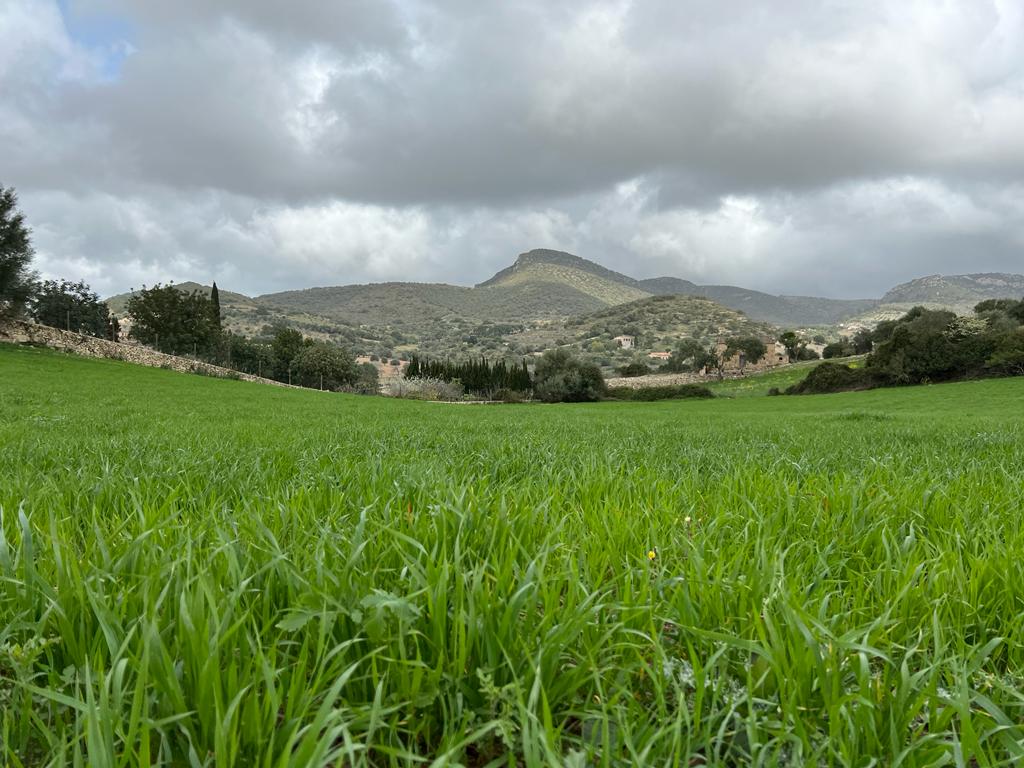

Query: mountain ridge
<box><xmin>104</xmin><ymin>251</ymin><xmax>1024</xmax><ymax>357</ymax></box>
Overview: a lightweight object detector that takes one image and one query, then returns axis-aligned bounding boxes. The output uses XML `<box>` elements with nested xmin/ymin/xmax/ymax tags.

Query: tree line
<box><xmin>405</xmin><ymin>355</ymin><xmax>532</xmax><ymax>396</ymax></box>
<box><xmin>788</xmin><ymin>300</ymin><xmax>1024</xmax><ymax>394</ymax></box>
<box><xmin>0</xmin><ymin>185</ymin><xmax>374</xmax><ymax>394</ymax></box>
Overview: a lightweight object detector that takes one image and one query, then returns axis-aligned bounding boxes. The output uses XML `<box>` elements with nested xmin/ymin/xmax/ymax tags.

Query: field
<box><xmin>704</xmin><ymin>358</ymin><xmax>864</xmax><ymax>398</ymax></box>
<box><xmin>2</xmin><ymin>344</ymin><xmax>1024</xmax><ymax>766</ymax></box>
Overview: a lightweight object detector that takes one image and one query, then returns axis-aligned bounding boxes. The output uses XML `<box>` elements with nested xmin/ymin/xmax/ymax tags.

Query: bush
<box><xmin>785</xmin><ymin>363</ymin><xmax>879</xmax><ymax>395</ymax></box>
<box><xmin>607</xmin><ymin>384</ymin><xmax>715</xmax><ymax>401</ymax></box>
<box><xmin>822</xmin><ymin>342</ymin><xmax>851</xmax><ymax>359</ymax></box>
<box><xmin>533</xmin><ymin>349</ymin><xmax>606</xmax><ymax>403</ymax></box>
<box><xmin>381</xmin><ymin>377</ymin><xmax>464</xmax><ymax>401</ymax></box>
<box><xmin>492</xmin><ymin>388</ymin><xmax>528</xmax><ymax>403</ymax></box>
<box><xmin>617</xmin><ymin>362</ymin><xmax>651</xmax><ymax>378</ymax></box>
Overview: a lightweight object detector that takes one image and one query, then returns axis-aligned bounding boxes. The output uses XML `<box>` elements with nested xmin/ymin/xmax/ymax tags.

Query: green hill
<box><xmin>102</xmin><ymin>252</ymin><xmax>1024</xmax><ymax>359</ymax></box>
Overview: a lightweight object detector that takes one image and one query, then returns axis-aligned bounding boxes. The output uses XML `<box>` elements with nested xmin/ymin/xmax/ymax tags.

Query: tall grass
<box><xmin>2</xmin><ymin>345</ymin><xmax>1024</xmax><ymax>765</ymax></box>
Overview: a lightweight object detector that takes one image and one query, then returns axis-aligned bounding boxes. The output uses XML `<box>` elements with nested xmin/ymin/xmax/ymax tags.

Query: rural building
<box><xmin>648</xmin><ymin>351</ymin><xmax>672</xmax><ymax>360</ymax></box>
<box><xmin>613</xmin><ymin>335</ymin><xmax>635</xmax><ymax>349</ymax></box>
<box><xmin>712</xmin><ymin>336</ymin><xmax>788</xmax><ymax>373</ymax></box>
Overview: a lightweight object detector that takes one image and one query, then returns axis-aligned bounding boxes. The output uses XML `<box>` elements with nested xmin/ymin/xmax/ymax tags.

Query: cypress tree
<box><xmin>210</xmin><ymin>281</ymin><xmax>222</xmax><ymax>330</ymax></box>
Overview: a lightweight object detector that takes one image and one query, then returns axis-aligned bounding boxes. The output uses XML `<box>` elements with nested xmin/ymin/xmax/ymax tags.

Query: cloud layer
<box><xmin>3</xmin><ymin>0</ymin><xmax>1024</xmax><ymax>298</ymax></box>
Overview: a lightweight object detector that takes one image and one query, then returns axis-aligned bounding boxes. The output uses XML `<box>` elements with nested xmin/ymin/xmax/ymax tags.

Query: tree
<box><xmin>822</xmin><ymin>341</ymin><xmax>851</xmax><ymax>359</ymax></box>
<box><xmin>210</xmin><ymin>281</ymin><xmax>222</xmax><ymax>330</ymax></box>
<box><xmin>778</xmin><ymin>331</ymin><xmax>805</xmax><ymax>363</ymax></box>
<box><xmin>219</xmin><ymin>332</ymin><xmax>274</xmax><ymax>376</ymax></box>
<box><xmin>986</xmin><ymin>330</ymin><xmax>1024</xmax><ymax>376</ymax></box>
<box><xmin>851</xmin><ymin>329</ymin><xmax>874</xmax><ymax>354</ymax></box>
<box><xmin>270</xmin><ymin>326</ymin><xmax>305</xmax><ymax>380</ymax></box>
<box><xmin>292</xmin><ymin>341</ymin><xmax>356</xmax><ymax>390</ymax></box>
<box><xmin>663</xmin><ymin>339</ymin><xmax>713</xmax><ymax>373</ymax></box>
<box><xmin>724</xmin><ymin>336</ymin><xmax>767</xmax><ymax>371</ymax></box>
<box><xmin>353</xmin><ymin>362</ymin><xmax>380</xmax><ymax>394</ymax></box>
<box><xmin>126</xmin><ymin>283</ymin><xmax>219</xmax><ymax>355</ymax></box>
<box><xmin>533</xmin><ymin>349</ymin><xmax>606</xmax><ymax>403</ymax></box>
<box><xmin>31</xmin><ymin>279</ymin><xmax>112</xmax><ymax>337</ymax></box>
<box><xmin>0</xmin><ymin>186</ymin><xmax>37</xmax><ymax>319</ymax></box>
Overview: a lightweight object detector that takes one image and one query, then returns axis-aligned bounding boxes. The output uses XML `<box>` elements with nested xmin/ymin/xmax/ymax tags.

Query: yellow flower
<box><xmin>647</xmin><ymin>548</ymin><xmax>657</xmax><ymax>561</ymax></box>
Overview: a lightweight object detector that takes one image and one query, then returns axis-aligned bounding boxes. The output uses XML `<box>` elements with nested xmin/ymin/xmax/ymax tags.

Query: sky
<box><xmin>2</xmin><ymin>0</ymin><xmax>1023</xmax><ymax>299</ymax></box>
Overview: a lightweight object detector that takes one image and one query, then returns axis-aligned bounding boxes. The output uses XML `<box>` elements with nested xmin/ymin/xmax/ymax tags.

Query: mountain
<box><xmin>839</xmin><ymin>273</ymin><xmax>1024</xmax><ymax>326</ymax></box>
<box><xmin>640</xmin><ymin>281</ymin><xmax>876</xmax><ymax>327</ymax></box>
<box><xmin>880</xmin><ymin>273</ymin><xmax>1024</xmax><ymax>310</ymax></box>
<box><xmin>103</xmin><ymin>251</ymin><xmax>1024</xmax><ymax>362</ymax></box>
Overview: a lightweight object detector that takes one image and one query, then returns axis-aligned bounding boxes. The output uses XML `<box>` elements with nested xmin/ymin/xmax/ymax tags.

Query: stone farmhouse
<box><xmin>711</xmin><ymin>336</ymin><xmax>788</xmax><ymax>373</ymax></box>
<box><xmin>612</xmin><ymin>334</ymin><xmax>635</xmax><ymax>349</ymax></box>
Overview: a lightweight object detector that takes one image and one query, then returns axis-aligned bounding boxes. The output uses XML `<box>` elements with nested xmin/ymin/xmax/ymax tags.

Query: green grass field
<box><xmin>705</xmin><ymin>357</ymin><xmax>865</xmax><ymax>398</ymax></box>
<box><xmin>2</xmin><ymin>343</ymin><xmax>1024</xmax><ymax>766</ymax></box>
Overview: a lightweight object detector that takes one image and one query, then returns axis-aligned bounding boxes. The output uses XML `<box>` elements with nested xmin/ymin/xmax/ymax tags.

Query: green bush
<box><xmin>533</xmin><ymin>349</ymin><xmax>606</xmax><ymax>403</ymax></box>
<box><xmin>785</xmin><ymin>362</ymin><xmax>880</xmax><ymax>395</ymax></box>
<box><xmin>616</xmin><ymin>362</ymin><xmax>650</xmax><ymax>378</ymax></box>
<box><xmin>606</xmin><ymin>384</ymin><xmax>714</xmax><ymax>401</ymax></box>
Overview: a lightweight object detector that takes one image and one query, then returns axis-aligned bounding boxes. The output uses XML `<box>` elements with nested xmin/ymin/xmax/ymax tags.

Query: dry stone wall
<box><xmin>0</xmin><ymin>320</ymin><xmax>300</xmax><ymax>389</ymax></box>
<box><xmin>605</xmin><ymin>369</ymin><xmax>755</xmax><ymax>389</ymax></box>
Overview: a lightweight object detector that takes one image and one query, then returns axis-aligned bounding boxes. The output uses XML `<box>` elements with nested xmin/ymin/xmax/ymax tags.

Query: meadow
<box><xmin>2</xmin><ymin>343</ymin><xmax>1024</xmax><ymax>766</ymax></box>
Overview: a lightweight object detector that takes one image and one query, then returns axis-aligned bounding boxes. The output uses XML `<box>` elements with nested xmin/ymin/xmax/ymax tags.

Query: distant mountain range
<box><xmin>106</xmin><ymin>249</ymin><xmax>1024</xmax><ymax>360</ymax></box>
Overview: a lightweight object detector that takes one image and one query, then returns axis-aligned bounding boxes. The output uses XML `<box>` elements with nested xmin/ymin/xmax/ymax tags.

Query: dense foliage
<box><xmin>788</xmin><ymin>300</ymin><xmax>1024</xmax><ymax>394</ymax></box>
<box><xmin>31</xmin><ymin>279</ymin><xmax>116</xmax><ymax>338</ymax></box>
<box><xmin>606</xmin><ymin>383</ymin><xmax>715</xmax><ymax>400</ymax></box>
<box><xmin>532</xmin><ymin>348</ymin><xmax>606</xmax><ymax>402</ymax></box>
<box><xmin>661</xmin><ymin>335</ymin><xmax>767</xmax><ymax>375</ymax></box>
<box><xmin>405</xmin><ymin>355</ymin><xmax>532</xmax><ymax>397</ymax></box>
<box><xmin>126</xmin><ymin>283</ymin><xmax>222</xmax><ymax>356</ymax></box>
<box><xmin>3</xmin><ymin>346</ymin><xmax>1024</xmax><ymax>765</ymax></box>
<box><xmin>0</xmin><ymin>186</ymin><xmax>37</xmax><ymax>319</ymax></box>
<box><xmin>291</xmin><ymin>341</ymin><xmax>357</xmax><ymax>390</ymax></box>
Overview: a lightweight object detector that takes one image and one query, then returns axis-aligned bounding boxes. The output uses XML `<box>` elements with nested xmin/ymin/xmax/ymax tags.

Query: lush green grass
<box><xmin>2</xmin><ymin>343</ymin><xmax>1024</xmax><ymax>766</ymax></box>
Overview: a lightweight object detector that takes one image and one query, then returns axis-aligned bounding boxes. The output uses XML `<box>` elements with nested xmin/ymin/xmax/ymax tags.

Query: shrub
<box><xmin>617</xmin><ymin>362</ymin><xmax>650</xmax><ymax>378</ymax></box>
<box><xmin>822</xmin><ymin>342</ymin><xmax>851</xmax><ymax>359</ymax></box>
<box><xmin>381</xmin><ymin>377</ymin><xmax>464</xmax><ymax>401</ymax></box>
<box><xmin>785</xmin><ymin>363</ymin><xmax>879</xmax><ymax>395</ymax></box>
<box><xmin>492</xmin><ymin>388</ymin><xmax>528</xmax><ymax>403</ymax></box>
<box><xmin>533</xmin><ymin>349</ymin><xmax>606</xmax><ymax>403</ymax></box>
<box><xmin>607</xmin><ymin>384</ymin><xmax>714</xmax><ymax>401</ymax></box>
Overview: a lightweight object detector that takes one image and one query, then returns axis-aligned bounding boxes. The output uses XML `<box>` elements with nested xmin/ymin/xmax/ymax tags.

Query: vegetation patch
<box><xmin>607</xmin><ymin>383</ymin><xmax>715</xmax><ymax>401</ymax></box>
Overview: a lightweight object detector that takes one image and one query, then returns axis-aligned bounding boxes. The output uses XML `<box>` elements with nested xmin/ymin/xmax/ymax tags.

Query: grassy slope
<box><xmin>3</xmin><ymin>344</ymin><xmax>1024</xmax><ymax>765</ymax></box>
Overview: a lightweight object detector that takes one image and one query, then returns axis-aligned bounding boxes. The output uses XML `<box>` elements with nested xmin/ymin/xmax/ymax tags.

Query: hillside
<box><xmin>880</xmin><ymin>273</ymin><xmax>1024</xmax><ymax>311</ymax></box>
<box><xmin>506</xmin><ymin>294</ymin><xmax>774</xmax><ymax>373</ymax></box>
<box><xmin>106</xmin><ymin>281</ymin><xmax>258</xmax><ymax>315</ymax></box>
<box><xmin>102</xmin><ymin>252</ymin><xmax>1024</xmax><ymax>360</ymax></box>
<box><xmin>840</xmin><ymin>273</ymin><xmax>1024</xmax><ymax>327</ymax></box>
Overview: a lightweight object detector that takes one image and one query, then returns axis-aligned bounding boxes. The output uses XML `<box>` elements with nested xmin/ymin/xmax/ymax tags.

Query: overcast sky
<box><xmin>3</xmin><ymin>0</ymin><xmax>1023</xmax><ymax>299</ymax></box>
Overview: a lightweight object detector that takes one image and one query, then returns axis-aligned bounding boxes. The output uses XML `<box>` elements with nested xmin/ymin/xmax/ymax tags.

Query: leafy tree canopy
<box><xmin>32</xmin><ymin>279</ymin><xmax>112</xmax><ymax>338</ymax></box>
<box><xmin>126</xmin><ymin>283</ymin><xmax>220</xmax><ymax>356</ymax></box>
<box><xmin>533</xmin><ymin>348</ymin><xmax>606</xmax><ymax>403</ymax></box>
<box><xmin>0</xmin><ymin>185</ymin><xmax>37</xmax><ymax>319</ymax></box>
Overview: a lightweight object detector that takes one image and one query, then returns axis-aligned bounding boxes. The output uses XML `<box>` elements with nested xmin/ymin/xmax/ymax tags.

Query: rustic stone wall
<box><xmin>0</xmin><ymin>320</ymin><xmax>300</xmax><ymax>389</ymax></box>
<box><xmin>605</xmin><ymin>368</ymin><xmax>756</xmax><ymax>389</ymax></box>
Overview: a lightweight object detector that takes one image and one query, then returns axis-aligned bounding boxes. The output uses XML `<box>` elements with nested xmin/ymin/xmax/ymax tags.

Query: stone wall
<box><xmin>0</xmin><ymin>320</ymin><xmax>300</xmax><ymax>389</ymax></box>
<box><xmin>605</xmin><ymin>368</ymin><xmax>756</xmax><ymax>389</ymax></box>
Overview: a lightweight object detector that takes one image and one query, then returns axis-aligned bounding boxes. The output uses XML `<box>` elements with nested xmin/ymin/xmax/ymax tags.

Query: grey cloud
<box><xmin>3</xmin><ymin>0</ymin><xmax>1024</xmax><ymax>299</ymax></box>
